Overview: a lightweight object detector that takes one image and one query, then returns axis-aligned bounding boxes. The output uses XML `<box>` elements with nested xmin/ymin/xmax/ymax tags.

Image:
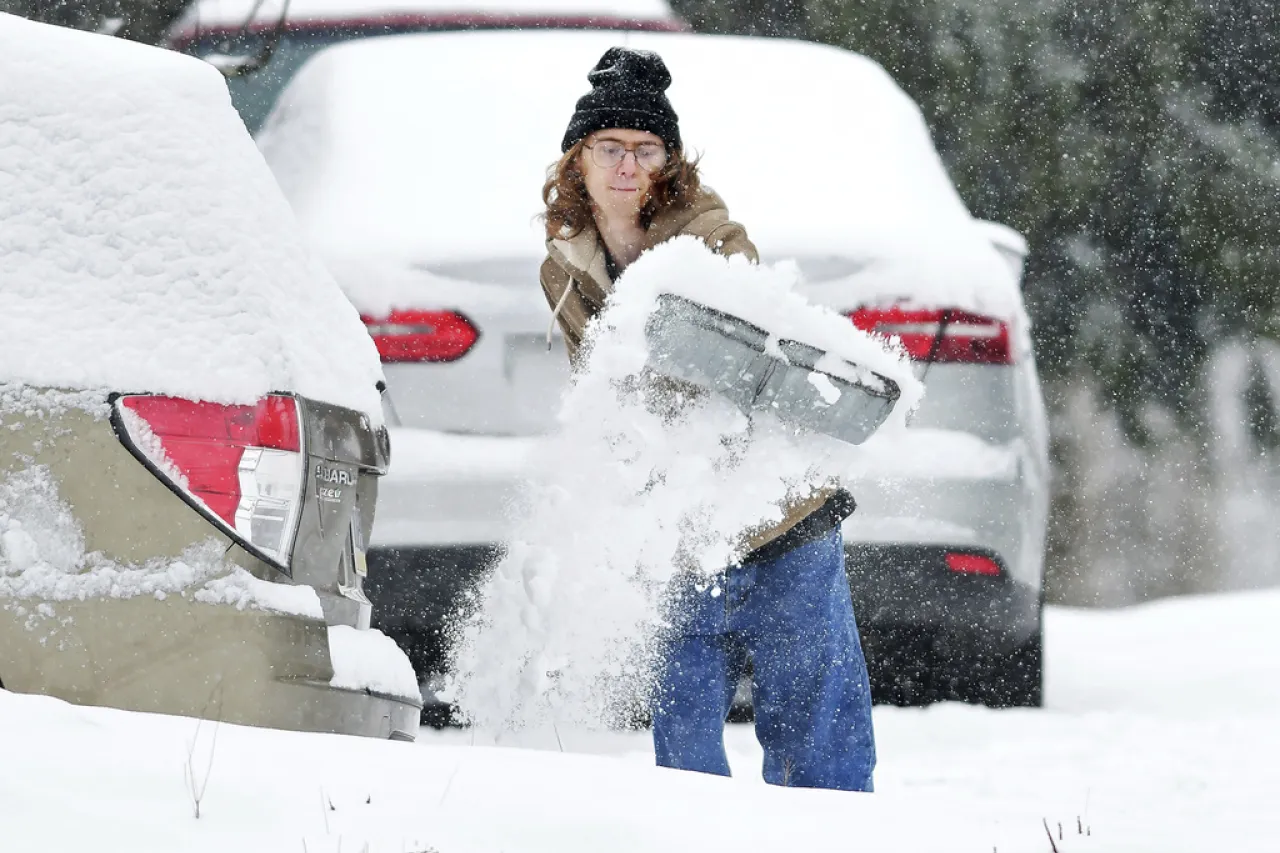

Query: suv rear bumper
<box><xmin>846</xmin><ymin>542</ymin><xmax>1041</xmax><ymax>648</ymax></box>
<box><xmin>0</xmin><ymin>595</ymin><xmax>421</xmax><ymax>740</ymax></box>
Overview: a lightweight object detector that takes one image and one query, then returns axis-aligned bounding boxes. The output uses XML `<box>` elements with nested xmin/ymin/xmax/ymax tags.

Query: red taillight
<box><xmin>945</xmin><ymin>552</ymin><xmax>1003</xmax><ymax>576</ymax></box>
<box><xmin>360</xmin><ymin>310</ymin><xmax>479</xmax><ymax>363</ymax></box>
<box><xmin>850</xmin><ymin>307</ymin><xmax>1013</xmax><ymax>365</ymax></box>
<box><xmin>114</xmin><ymin>394</ymin><xmax>305</xmax><ymax>569</ymax></box>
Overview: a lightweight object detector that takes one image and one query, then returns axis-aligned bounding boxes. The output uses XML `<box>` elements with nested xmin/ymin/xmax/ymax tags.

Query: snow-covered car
<box><xmin>838</xmin><ymin>253</ymin><xmax>1050</xmax><ymax>707</ymax></box>
<box><xmin>168</xmin><ymin>0</ymin><xmax>686</xmax><ymax>132</ymax></box>
<box><xmin>256</xmin><ymin>29</ymin><xmax>1050</xmax><ymax>713</ymax></box>
<box><xmin>0</xmin><ymin>14</ymin><xmax>421</xmax><ymax>739</ymax></box>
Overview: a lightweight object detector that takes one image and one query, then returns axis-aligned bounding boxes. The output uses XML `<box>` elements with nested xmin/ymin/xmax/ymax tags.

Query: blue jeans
<box><xmin>652</xmin><ymin>527</ymin><xmax>875</xmax><ymax>791</ymax></box>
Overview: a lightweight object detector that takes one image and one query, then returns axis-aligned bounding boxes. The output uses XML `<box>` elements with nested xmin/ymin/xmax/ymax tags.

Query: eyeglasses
<box><xmin>584</xmin><ymin>139</ymin><xmax>669</xmax><ymax>172</ymax></box>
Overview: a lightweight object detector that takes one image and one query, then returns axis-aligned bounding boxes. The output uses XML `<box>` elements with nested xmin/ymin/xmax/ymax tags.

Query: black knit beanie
<box><xmin>561</xmin><ymin>47</ymin><xmax>682</xmax><ymax>153</ymax></box>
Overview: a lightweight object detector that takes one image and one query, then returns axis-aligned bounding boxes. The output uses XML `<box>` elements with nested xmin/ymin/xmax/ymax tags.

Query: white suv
<box><xmin>258</xmin><ymin>28</ymin><xmax>1050</xmax><ymax>715</ymax></box>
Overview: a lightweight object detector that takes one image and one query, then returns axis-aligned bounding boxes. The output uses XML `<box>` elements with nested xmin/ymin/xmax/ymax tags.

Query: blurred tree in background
<box><xmin>0</xmin><ymin>0</ymin><xmax>191</xmax><ymax>43</ymax></box>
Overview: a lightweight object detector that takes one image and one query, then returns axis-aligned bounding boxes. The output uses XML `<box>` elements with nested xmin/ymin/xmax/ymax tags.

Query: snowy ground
<box><xmin>4</xmin><ymin>589</ymin><xmax>1278</xmax><ymax>852</ymax></box>
<box><xmin>438</xmin><ymin>590</ymin><xmax>1280</xmax><ymax>850</ymax></box>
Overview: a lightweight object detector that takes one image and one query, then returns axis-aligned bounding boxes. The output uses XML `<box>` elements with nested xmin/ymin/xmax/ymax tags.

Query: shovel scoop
<box><xmin>643</xmin><ymin>293</ymin><xmax>902</xmax><ymax>446</ymax></box>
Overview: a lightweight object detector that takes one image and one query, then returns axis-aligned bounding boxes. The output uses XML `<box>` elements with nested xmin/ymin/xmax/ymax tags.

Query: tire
<box><xmin>862</xmin><ymin>626</ymin><xmax>943</xmax><ymax>706</ymax></box>
<box><xmin>420</xmin><ymin>703</ymin><xmax>458</xmax><ymax>729</ymax></box>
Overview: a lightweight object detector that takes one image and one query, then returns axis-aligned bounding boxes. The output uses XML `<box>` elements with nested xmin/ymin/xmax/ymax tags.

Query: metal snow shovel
<box><xmin>643</xmin><ymin>294</ymin><xmax>902</xmax><ymax>445</ymax></box>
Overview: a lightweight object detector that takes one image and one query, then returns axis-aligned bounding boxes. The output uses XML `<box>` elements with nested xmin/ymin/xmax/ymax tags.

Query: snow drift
<box><xmin>7</xmin><ymin>585</ymin><xmax>1280</xmax><ymax>851</ymax></box>
<box><xmin>0</xmin><ymin>13</ymin><xmax>383</xmax><ymax>419</ymax></box>
<box><xmin>448</xmin><ymin>240</ymin><xmax>921</xmax><ymax>729</ymax></box>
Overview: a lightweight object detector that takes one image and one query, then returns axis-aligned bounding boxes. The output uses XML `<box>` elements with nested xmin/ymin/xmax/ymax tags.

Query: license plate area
<box><xmin>503</xmin><ymin>333</ymin><xmax>571</xmax><ymax>434</ymax></box>
<box><xmin>338</xmin><ymin>516</ymin><xmax>372</xmax><ymax>609</ymax></box>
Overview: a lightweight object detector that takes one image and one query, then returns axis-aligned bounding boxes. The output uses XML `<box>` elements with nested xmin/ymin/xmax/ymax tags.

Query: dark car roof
<box><xmin>169</xmin><ymin>11</ymin><xmax>686</xmax><ymax>47</ymax></box>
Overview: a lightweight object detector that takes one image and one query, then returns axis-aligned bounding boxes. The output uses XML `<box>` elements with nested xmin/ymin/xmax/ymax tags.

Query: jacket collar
<box><xmin>547</xmin><ymin>188</ymin><xmax>730</xmax><ymax>294</ymax></box>
<box><xmin>548</xmin><ymin>227</ymin><xmax>610</xmax><ymax>295</ymax></box>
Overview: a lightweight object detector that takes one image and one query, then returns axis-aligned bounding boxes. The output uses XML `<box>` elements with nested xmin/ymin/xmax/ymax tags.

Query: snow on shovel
<box><xmin>644</xmin><ymin>293</ymin><xmax>903</xmax><ymax>446</ymax></box>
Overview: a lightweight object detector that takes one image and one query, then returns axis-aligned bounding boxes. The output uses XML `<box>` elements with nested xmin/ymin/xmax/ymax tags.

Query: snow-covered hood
<box><xmin>0</xmin><ymin>14</ymin><xmax>384</xmax><ymax>420</ymax></box>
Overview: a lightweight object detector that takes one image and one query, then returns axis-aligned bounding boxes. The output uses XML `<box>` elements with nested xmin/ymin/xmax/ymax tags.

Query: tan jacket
<box><xmin>538</xmin><ymin>188</ymin><xmax>835</xmax><ymax>556</ymax></box>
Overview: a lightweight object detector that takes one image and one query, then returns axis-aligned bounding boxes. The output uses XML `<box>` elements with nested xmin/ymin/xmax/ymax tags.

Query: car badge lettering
<box><xmin>316</xmin><ymin>464</ymin><xmax>355</xmax><ymax>502</ymax></box>
<box><xmin>315</xmin><ymin>464</ymin><xmax>356</xmax><ymax>487</ymax></box>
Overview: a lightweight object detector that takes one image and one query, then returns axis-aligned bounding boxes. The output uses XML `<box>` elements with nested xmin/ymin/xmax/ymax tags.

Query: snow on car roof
<box><xmin>175</xmin><ymin>0</ymin><xmax>675</xmax><ymax>30</ymax></box>
<box><xmin>0</xmin><ymin>14</ymin><xmax>384</xmax><ymax>418</ymax></box>
<box><xmin>258</xmin><ymin>30</ymin><xmax>1023</xmax><ymax>319</ymax></box>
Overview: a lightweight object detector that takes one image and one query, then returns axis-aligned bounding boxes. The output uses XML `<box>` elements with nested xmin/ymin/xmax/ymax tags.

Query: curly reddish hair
<box><xmin>541</xmin><ymin>138</ymin><xmax>702</xmax><ymax>240</ymax></box>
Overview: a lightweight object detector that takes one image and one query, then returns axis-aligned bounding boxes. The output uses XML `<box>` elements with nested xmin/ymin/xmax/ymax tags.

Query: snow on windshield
<box><xmin>258</xmin><ymin>30</ymin><xmax>1020</xmax><ymax>319</ymax></box>
<box><xmin>0</xmin><ymin>14</ymin><xmax>383</xmax><ymax>418</ymax></box>
<box><xmin>448</xmin><ymin>240</ymin><xmax>920</xmax><ymax>729</ymax></box>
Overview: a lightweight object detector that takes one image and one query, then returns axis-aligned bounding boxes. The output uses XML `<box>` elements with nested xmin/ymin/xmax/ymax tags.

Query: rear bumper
<box><xmin>0</xmin><ymin>595</ymin><xmax>421</xmax><ymax>741</ymax></box>
<box><xmin>846</xmin><ymin>542</ymin><xmax>1041</xmax><ymax>649</ymax></box>
<box><xmin>842</xmin><ymin>473</ymin><xmax>1042</xmax><ymax>589</ymax></box>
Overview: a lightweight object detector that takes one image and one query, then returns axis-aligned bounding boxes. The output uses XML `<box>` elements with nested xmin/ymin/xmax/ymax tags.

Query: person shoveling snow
<box><xmin>447</xmin><ymin>47</ymin><xmax>920</xmax><ymax>793</ymax></box>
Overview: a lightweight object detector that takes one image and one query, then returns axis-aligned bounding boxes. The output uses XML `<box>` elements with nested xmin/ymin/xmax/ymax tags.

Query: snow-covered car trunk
<box><xmin>354</xmin><ymin>258</ymin><xmax>568</xmax><ymax>436</ymax></box>
<box><xmin>257</xmin><ymin>29</ymin><xmax>1049</xmax><ymax>710</ymax></box>
<box><xmin>0</xmin><ymin>13</ymin><xmax>419</xmax><ymax>739</ymax></box>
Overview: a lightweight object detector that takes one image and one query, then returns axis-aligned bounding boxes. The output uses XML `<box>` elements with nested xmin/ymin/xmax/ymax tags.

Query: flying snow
<box><xmin>447</xmin><ymin>239</ymin><xmax>920</xmax><ymax>730</ymax></box>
